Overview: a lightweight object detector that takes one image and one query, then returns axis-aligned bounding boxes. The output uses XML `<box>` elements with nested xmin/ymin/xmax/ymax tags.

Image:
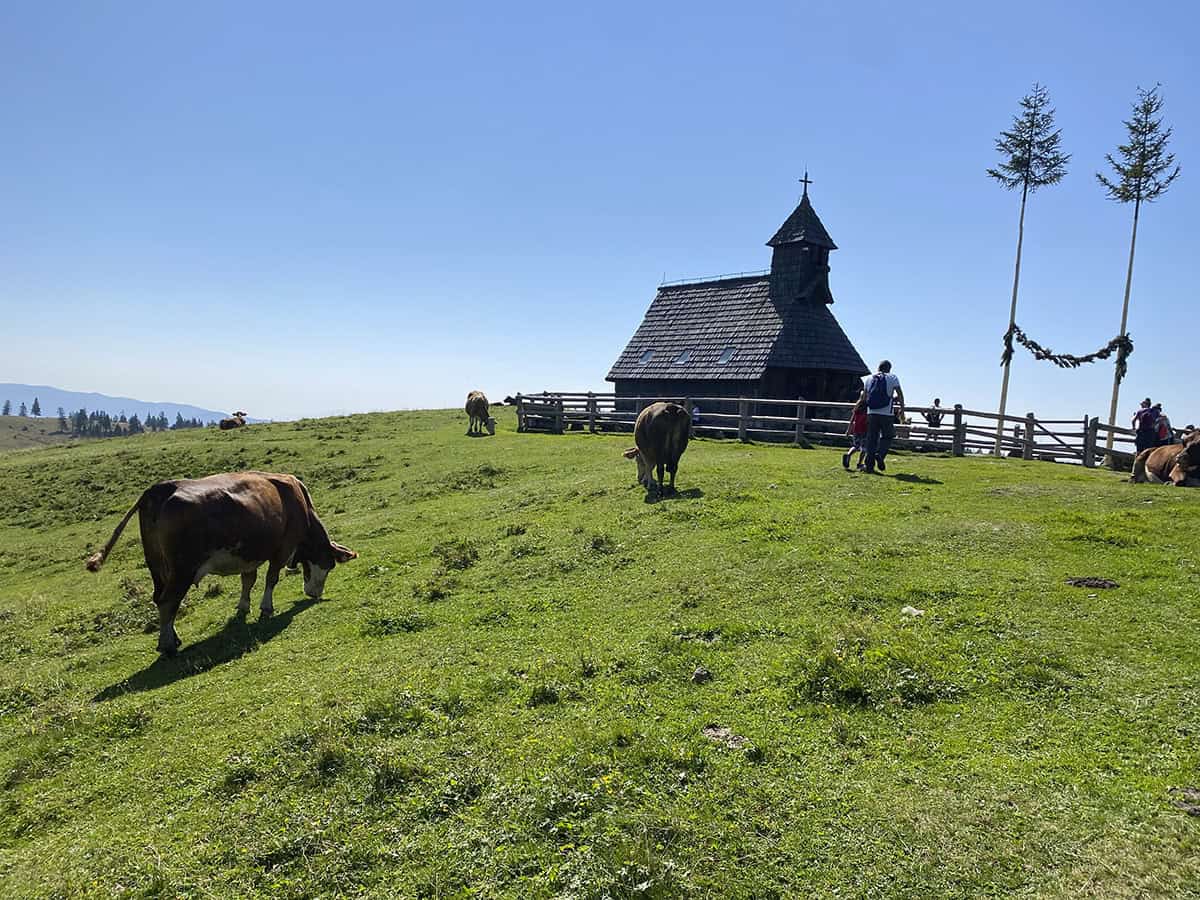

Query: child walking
<box><xmin>843</xmin><ymin>397</ymin><xmax>868</xmax><ymax>470</ymax></box>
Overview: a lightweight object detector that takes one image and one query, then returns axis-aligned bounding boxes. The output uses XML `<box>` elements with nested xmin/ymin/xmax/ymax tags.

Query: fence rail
<box><xmin>512</xmin><ymin>391</ymin><xmax>1185</xmax><ymax>469</ymax></box>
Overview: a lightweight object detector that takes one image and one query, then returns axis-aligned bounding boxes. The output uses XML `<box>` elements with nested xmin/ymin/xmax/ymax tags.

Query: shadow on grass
<box><xmin>92</xmin><ymin>598</ymin><xmax>321</xmax><ymax>702</ymax></box>
<box><xmin>890</xmin><ymin>473</ymin><xmax>943</xmax><ymax>485</ymax></box>
<box><xmin>644</xmin><ymin>487</ymin><xmax>705</xmax><ymax>504</ymax></box>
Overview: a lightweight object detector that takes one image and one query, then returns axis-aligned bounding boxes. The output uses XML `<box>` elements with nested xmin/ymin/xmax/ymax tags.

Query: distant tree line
<box><xmin>55</xmin><ymin>407</ymin><xmax>211</xmax><ymax>438</ymax></box>
<box><xmin>3</xmin><ymin>397</ymin><xmax>213</xmax><ymax>438</ymax></box>
<box><xmin>2</xmin><ymin>397</ymin><xmax>42</xmax><ymax>416</ymax></box>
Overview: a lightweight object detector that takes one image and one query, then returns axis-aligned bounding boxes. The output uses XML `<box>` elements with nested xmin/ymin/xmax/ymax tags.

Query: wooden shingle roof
<box><xmin>766</xmin><ymin>193</ymin><xmax>837</xmax><ymax>250</ymax></box>
<box><xmin>606</xmin><ymin>274</ymin><xmax>867</xmax><ymax>382</ymax></box>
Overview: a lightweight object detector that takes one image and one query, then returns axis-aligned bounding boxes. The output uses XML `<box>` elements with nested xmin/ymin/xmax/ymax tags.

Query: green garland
<box><xmin>1001</xmin><ymin>325</ymin><xmax>1133</xmax><ymax>383</ymax></box>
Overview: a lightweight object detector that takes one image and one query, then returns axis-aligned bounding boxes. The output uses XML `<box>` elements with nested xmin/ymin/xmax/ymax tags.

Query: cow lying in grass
<box><xmin>623</xmin><ymin>401</ymin><xmax>690</xmax><ymax>496</ymax></box>
<box><xmin>85</xmin><ymin>472</ymin><xmax>356</xmax><ymax>655</ymax></box>
<box><xmin>465</xmin><ymin>391</ymin><xmax>495</xmax><ymax>436</ymax></box>
<box><xmin>1131</xmin><ymin>428</ymin><xmax>1200</xmax><ymax>486</ymax></box>
<box><xmin>219</xmin><ymin>413</ymin><xmax>246</xmax><ymax>430</ymax></box>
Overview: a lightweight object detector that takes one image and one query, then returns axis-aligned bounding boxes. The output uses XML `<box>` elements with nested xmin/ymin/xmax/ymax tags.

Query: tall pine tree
<box><xmin>1098</xmin><ymin>84</ymin><xmax>1181</xmax><ymax>457</ymax></box>
<box><xmin>31</xmin><ymin>397</ymin><xmax>41</xmax><ymax>417</ymax></box>
<box><xmin>986</xmin><ymin>83</ymin><xmax>1070</xmax><ymax>455</ymax></box>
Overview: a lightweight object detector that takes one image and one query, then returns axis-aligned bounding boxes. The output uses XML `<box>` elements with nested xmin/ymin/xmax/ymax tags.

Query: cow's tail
<box><xmin>667</xmin><ymin>404</ymin><xmax>690</xmax><ymax>463</ymax></box>
<box><xmin>85</xmin><ymin>496</ymin><xmax>141</xmax><ymax>572</ymax></box>
<box><xmin>1131</xmin><ymin>449</ymin><xmax>1152</xmax><ymax>483</ymax></box>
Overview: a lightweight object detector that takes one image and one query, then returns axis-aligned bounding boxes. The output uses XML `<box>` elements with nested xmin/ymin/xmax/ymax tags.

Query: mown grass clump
<box><xmin>432</xmin><ymin>538</ymin><xmax>478</xmax><ymax>570</ymax></box>
<box><xmin>368</xmin><ymin>751</ymin><xmax>426</xmax><ymax>801</ymax></box>
<box><xmin>412</xmin><ymin>573</ymin><xmax>456</xmax><ymax>601</ymax></box>
<box><xmin>361</xmin><ymin>610</ymin><xmax>432</xmax><ymax>636</ymax></box>
<box><xmin>349</xmin><ymin>691</ymin><xmax>430</xmax><ymax>735</ymax></box>
<box><xmin>527</xmin><ymin>682</ymin><xmax>562</xmax><ymax>707</ymax></box>
<box><xmin>786</xmin><ymin>621</ymin><xmax>962</xmax><ymax>708</ymax></box>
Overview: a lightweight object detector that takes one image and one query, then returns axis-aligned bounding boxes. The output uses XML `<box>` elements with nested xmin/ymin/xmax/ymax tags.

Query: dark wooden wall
<box><xmin>613</xmin><ymin>368</ymin><xmax>863</xmax><ymax>415</ymax></box>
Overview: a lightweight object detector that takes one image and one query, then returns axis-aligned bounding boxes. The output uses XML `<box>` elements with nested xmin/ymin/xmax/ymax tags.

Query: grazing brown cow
<box><xmin>85</xmin><ymin>472</ymin><xmax>356</xmax><ymax>655</ymax></box>
<box><xmin>1131</xmin><ymin>429</ymin><xmax>1200</xmax><ymax>486</ymax></box>
<box><xmin>623</xmin><ymin>401</ymin><xmax>690</xmax><ymax>496</ymax></box>
<box><xmin>465</xmin><ymin>391</ymin><xmax>495</xmax><ymax>436</ymax></box>
<box><xmin>219</xmin><ymin>414</ymin><xmax>246</xmax><ymax>430</ymax></box>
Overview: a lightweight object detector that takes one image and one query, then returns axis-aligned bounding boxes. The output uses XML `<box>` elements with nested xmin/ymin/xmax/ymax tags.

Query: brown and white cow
<box><xmin>465</xmin><ymin>391</ymin><xmax>495</xmax><ymax>436</ymax></box>
<box><xmin>623</xmin><ymin>401</ymin><xmax>691</xmax><ymax>496</ymax></box>
<box><xmin>219</xmin><ymin>414</ymin><xmax>246</xmax><ymax>430</ymax></box>
<box><xmin>86</xmin><ymin>472</ymin><xmax>356</xmax><ymax>655</ymax></box>
<box><xmin>1131</xmin><ymin>428</ymin><xmax>1200</xmax><ymax>486</ymax></box>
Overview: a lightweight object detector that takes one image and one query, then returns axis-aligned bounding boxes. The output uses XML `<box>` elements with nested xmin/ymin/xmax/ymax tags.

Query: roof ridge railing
<box><xmin>659</xmin><ymin>268</ymin><xmax>769</xmax><ymax>287</ymax></box>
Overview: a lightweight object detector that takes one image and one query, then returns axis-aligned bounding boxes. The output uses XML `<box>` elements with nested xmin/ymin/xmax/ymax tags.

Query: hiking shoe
<box><xmin>877</xmin><ymin>458</ymin><xmax>887</xmax><ymax>472</ymax></box>
<box><xmin>842</xmin><ymin>451</ymin><xmax>851</xmax><ymax>470</ymax></box>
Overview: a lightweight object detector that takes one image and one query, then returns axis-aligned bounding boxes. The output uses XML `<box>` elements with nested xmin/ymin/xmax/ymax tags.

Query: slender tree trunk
<box><xmin>994</xmin><ymin>181</ymin><xmax>1029</xmax><ymax>455</ymax></box>
<box><xmin>1103</xmin><ymin>197</ymin><xmax>1141</xmax><ymax>459</ymax></box>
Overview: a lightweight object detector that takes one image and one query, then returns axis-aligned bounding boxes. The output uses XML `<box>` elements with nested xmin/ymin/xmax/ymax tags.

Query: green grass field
<box><xmin>0</xmin><ymin>417</ymin><xmax>74</xmax><ymax>452</ymax></box>
<box><xmin>0</xmin><ymin>407</ymin><xmax>1197</xmax><ymax>898</ymax></box>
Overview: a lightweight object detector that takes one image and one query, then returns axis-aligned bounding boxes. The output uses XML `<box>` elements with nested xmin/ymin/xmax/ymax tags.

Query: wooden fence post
<box><xmin>515</xmin><ymin>394</ymin><xmax>525</xmax><ymax>433</ymax></box>
<box><xmin>555</xmin><ymin>398</ymin><xmax>564</xmax><ymax>435</ymax></box>
<box><xmin>738</xmin><ymin>398</ymin><xmax>748</xmax><ymax>442</ymax></box>
<box><xmin>1022</xmin><ymin>413</ymin><xmax>1035</xmax><ymax>460</ymax></box>
<box><xmin>952</xmin><ymin>404</ymin><xmax>964</xmax><ymax>456</ymax></box>
<box><xmin>587</xmin><ymin>392</ymin><xmax>597</xmax><ymax>432</ymax></box>
<box><xmin>794</xmin><ymin>397</ymin><xmax>807</xmax><ymax>445</ymax></box>
<box><xmin>1083</xmin><ymin>417</ymin><xmax>1099</xmax><ymax>468</ymax></box>
<box><xmin>683</xmin><ymin>397</ymin><xmax>692</xmax><ymax>437</ymax></box>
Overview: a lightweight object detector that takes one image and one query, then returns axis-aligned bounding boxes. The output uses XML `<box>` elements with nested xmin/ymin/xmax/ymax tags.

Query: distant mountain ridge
<box><xmin>0</xmin><ymin>383</ymin><xmax>254</xmax><ymax>424</ymax></box>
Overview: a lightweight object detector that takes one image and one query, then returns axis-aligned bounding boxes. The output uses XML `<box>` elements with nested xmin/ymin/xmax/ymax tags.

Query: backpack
<box><xmin>1136</xmin><ymin>408</ymin><xmax>1159</xmax><ymax>435</ymax></box>
<box><xmin>867</xmin><ymin>374</ymin><xmax>891</xmax><ymax>409</ymax></box>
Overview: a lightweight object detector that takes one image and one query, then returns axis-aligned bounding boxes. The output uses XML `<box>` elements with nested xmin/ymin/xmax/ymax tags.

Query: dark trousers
<box><xmin>865</xmin><ymin>414</ymin><xmax>895</xmax><ymax>471</ymax></box>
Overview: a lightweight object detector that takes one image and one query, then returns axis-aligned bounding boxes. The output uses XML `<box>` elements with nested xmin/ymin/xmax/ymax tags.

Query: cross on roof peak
<box><xmin>799</xmin><ymin>170</ymin><xmax>813</xmax><ymax>198</ymax></box>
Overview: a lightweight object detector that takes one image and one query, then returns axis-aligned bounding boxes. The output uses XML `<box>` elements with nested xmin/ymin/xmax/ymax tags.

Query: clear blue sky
<box><xmin>2</xmin><ymin>1</ymin><xmax>1196</xmax><ymax>422</ymax></box>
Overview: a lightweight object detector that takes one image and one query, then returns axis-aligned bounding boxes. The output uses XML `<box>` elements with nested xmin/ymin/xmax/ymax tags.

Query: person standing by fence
<box><xmin>1131</xmin><ymin>398</ymin><xmax>1159</xmax><ymax>454</ymax></box>
<box><xmin>862</xmin><ymin>360</ymin><xmax>904</xmax><ymax>474</ymax></box>
<box><xmin>1153</xmin><ymin>404</ymin><xmax>1174</xmax><ymax>446</ymax></box>
<box><xmin>923</xmin><ymin>398</ymin><xmax>943</xmax><ymax>428</ymax></box>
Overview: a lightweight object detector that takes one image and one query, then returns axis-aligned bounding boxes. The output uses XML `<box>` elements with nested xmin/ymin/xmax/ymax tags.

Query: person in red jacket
<box><xmin>843</xmin><ymin>396</ymin><xmax>869</xmax><ymax>470</ymax></box>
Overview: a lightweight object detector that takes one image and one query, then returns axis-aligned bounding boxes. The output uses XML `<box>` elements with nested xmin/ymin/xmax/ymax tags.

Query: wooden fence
<box><xmin>512</xmin><ymin>391</ymin><xmax>1178</xmax><ymax>468</ymax></box>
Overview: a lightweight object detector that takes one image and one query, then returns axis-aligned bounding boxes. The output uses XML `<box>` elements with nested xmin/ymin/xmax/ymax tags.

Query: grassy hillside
<box><xmin>0</xmin><ymin>408</ymin><xmax>1197</xmax><ymax>898</ymax></box>
<box><xmin>0</xmin><ymin>416</ymin><xmax>75</xmax><ymax>451</ymax></box>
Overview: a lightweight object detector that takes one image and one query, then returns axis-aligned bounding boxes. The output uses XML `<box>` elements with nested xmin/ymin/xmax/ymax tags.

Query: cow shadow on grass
<box><xmin>644</xmin><ymin>487</ymin><xmax>705</xmax><ymax>504</ymax></box>
<box><xmin>92</xmin><ymin>598</ymin><xmax>320</xmax><ymax>703</ymax></box>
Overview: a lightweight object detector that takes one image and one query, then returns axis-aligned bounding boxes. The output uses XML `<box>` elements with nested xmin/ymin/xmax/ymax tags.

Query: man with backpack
<box><xmin>1131</xmin><ymin>398</ymin><xmax>1160</xmax><ymax>454</ymax></box>
<box><xmin>861</xmin><ymin>360</ymin><xmax>904</xmax><ymax>474</ymax></box>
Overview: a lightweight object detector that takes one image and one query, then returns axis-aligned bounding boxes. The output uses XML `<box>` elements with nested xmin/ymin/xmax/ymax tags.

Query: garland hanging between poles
<box><xmin>1001</xmin><ymin>324</ymin><xmax>1133</xmax><ymax>383</ymax></box>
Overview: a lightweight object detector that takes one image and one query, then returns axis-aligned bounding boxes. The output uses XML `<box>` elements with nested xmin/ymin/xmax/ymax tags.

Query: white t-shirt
<box><xmin>864</xmin><ymin>372</ymin><xmax>901</xmax><ymax>416</ymax></box>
